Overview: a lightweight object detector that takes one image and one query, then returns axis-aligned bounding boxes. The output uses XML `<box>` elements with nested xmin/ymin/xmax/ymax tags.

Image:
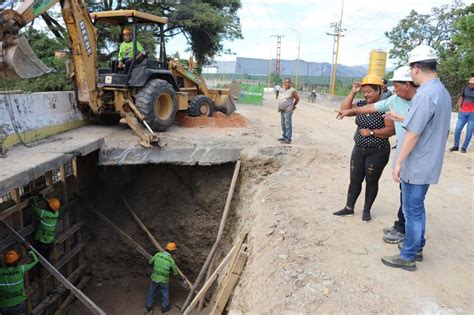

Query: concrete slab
<box><xmin>0</xmin><ymin>126</ymin><xmax>114</xmax><ymax>197</ymax></box>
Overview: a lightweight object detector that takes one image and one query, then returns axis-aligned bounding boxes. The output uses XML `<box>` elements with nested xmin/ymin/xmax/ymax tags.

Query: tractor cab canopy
<box><xmin>92</xmin><ymin>10</ymin><xmax>170</xmax><ymax>87</ymax></box>
<box><xmin>90</xmin><ymin>10</ymin><xmax>168</xmax><ymax>25</ymax></box>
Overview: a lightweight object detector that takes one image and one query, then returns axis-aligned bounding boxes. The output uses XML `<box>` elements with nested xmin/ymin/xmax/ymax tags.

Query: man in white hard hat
<box><xmin>381</xmin><ymin>44</ymin><xmax>451</xmax><ymax>271</ymax></box>
<box><xmin>336</xmin><ymin>65</ymin><xmax>418</xmax><ymax>245</ymax></box>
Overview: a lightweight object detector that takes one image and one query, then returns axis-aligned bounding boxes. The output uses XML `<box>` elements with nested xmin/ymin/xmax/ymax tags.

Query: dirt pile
<box><xmin>175</xmin><ymin>112</ymin><xmax>248</xmax><ymax>128</ymax></box>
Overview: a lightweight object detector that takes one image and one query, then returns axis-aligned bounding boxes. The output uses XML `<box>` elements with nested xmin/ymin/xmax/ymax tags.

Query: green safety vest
<box><xmin>118</xmin><ymin>41</ymin><xmax>144</xmax><ymax>60</ymax></box>
<box><xmin>149</xmin><ymin>252</ymin><xmax>178</xmax><ymax>284</ymax></box>
<box><xmin>32</xmin><ymin>198</ymin><xmax>59</xmax><ymax>244</ymax></box>
<box><xmin>0</xmin><ymin>251</ymin><xmax>38</xmax><ymax>308</ymax></box>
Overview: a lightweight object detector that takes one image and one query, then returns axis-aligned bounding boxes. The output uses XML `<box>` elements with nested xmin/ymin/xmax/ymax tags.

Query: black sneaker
<box><xmin>333</xmin><ymin>208</ymin><xmax>354</xmax><ymax>216</ymax></box>
<box><xmin>282</xmin><ymin>139</ymin><xmax>291</xmax><ymax>144</ymax></box>
<box><xmin>145</xmin><ymin>305</ymin><xmax>153</xmax><ymax>312</ymax></box>
<box><xmin>362</xmin><ymin>210</ymin><xmax>371</xmax><ymax>222</ymax></box>
<box><xmin>461</xmin><ymin>148</ymin><xmax>467</xmax><ymax>153</ymax></box>
<box><xmin>161</xmin><ymin>305</ymin><xmax>172</xmax><ymax>313</ymax></box>
<box><xmin>277</xmin><ymin>137</ymin><xmax>287</xmax><ymax>141</ymax></box>
<box><xmin>449</xmin><ymin>146</ymin><xmax>459</xmax><ymax>152</ymax></box>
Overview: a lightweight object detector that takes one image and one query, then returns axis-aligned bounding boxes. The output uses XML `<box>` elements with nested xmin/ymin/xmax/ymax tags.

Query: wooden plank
<box><xmin>121</xmin><ymin>198</ymin><xmax>193</xmax><ymax>289</ymax></box>
<box><xmin>0</xmin><ymin>186</ymin><xmax>53</xmax><ymax>220</ymax></box>
<box><xmin>182</xmin><ymin>236</ymin><xmax>245</xmax><ymax>315</ymax></box>
<box><xmin>55</xmin><ymin>221</ymin><xmax>84</xmax><ymax>244</ymax></box>
<box><xmin>182</xmin><ymin>160</ymin><xmax>242</xmax><ymax>311</ymax></box>
<box><xmin>32</xmin><ymin>264</ymin><xmax>89</xmax><ymax>315</ymax></box>
<box><xmin>54</xmin><ymin>275</ymin><xmax>91</xmax><ymax>315</ymax></box>
<box><xmin>1</xmin><ymin>220</ymin><xmax>105</xmax><ymax>315</ymax></box>
<box><xmin>210</xmin><ymin>251</ymin><xmax>249</xmax><ymax>315</ymax></box>
<box><xmin>82</xmin><ymin>200</ymin><xmax>152</xmax><ymax>260</ymax></box>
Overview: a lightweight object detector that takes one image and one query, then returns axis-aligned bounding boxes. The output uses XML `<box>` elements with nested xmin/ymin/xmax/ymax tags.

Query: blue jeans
<box><xmin>453</xmin><ymin>111</ymin><xmax>473</xmax><ymax>149</ymax></box>
<box><xmin>280</xmin><ymin>111</ymin><xmax>293</xmax><ymax>140</ymax></box>
<box><xmin>146</xmin><ymin>281</ymin><xmax>169</xmax><ymax>309</ymax></box>
<box><xmin>0</xmin><ymin>300</ymin><xmax>27</xmax><ymax>314</ymax></box>
<box><xmin>400</xmin><ymin>181</ymin><xmax>430</xmax><ymax>261</ymax></box>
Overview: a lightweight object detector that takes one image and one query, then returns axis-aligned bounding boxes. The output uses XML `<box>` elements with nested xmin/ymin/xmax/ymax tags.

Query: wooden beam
<box><xmin>121</xmin><ymin>198</ymin><xmax>193</xmax><ymax>289</ymax></box>
<box><xmin>54</xmin><ymin>275</ymin><xmax>91</xmax><ymax>315</ymax></box>
<box><xmin>182</xmin><ymin>240</ymin><xmax>242</xmax><ymax>315</ymax></box>
<box><xmin>0</xmin><ymin>220</ymin><xmax>105</xmax><ymax>315</ymax></box>
<box><xmin>0</xmin><ymin>186</ymin><xmax>53</xmax><ymax>220</ymax></box>
<box><xmin>81</xmin><ymin>200</ymin><xmax>151</xmax><ymax>260</ymax></box>
<box><xmin>183</xmin><ymin>160</ymin><xmax>241</xmax><ymax>310</ymax></box>
<box><xmin>210</xmin><ymin>250</ymin><xmax>249</xmax><ymax>314</ymax></box>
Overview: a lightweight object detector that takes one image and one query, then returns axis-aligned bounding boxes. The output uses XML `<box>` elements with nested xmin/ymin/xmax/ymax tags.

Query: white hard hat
<box><xmin>408</xmin><ymin>44</ymin><xmax>437</xmax><ymax>64</ymax></box>
<box><xmin>390</xmin><ymin>66</ymin><xmax>413</xmax><ymax>82</ymax></box>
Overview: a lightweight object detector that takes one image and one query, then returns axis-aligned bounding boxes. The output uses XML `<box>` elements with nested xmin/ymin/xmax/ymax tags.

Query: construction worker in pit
<box><xmin>31</xmin><ymin>195</ymin><xmax>60</xmax><ymax>260</ymax></box>
<box><xmin>0</xmin><ymin>242</ymin><xmax>38</xmax><ymax>314</ymax></box>
<box><xmin>145</xmin><ymin>242</ymin><xmax>182</xmax><ymax>313</ymax></box>
<box><xmin>118</xmin><ymin>28</ymin><xmax>145</xmax><ymax>70</ymax></box>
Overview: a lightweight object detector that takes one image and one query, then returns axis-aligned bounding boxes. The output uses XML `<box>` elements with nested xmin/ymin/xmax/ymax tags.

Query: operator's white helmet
<box><xmin>390</xmin><ymin>66</ymin><xmax>413</xmax><ymax>82</ymax></box>
<box><xmin>408</xmin><ymin>44</ymin><xmax>437</xmax><ymax>64</ymax></box>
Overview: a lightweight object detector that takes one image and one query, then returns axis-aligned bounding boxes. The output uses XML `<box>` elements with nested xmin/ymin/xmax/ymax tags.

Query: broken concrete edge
<box><xmin>98</xmin><ymin>147</ymin><xmax>242</xmax><ymax>166</ymax></box>
<box><xmin>1</xmin><ymin>120</ymin><xmax>90</xmax><ymax>152</ymax></box>
<box><xmin>0</xmin><ymin>138</ymin><xmax>104</xmax><ymax>197</ymax></box>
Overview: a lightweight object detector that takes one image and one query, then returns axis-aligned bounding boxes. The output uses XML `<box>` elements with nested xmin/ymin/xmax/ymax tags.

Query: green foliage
<box><xmin>0</xmin><ymin>29</ymin><xmax>74</xmax><ymax>92</ymax></box>
<box><xmin>85</xmin><ymin>0</ymin><xmax>243</xmax><ymax>67</ymax></box>
<box><xmin>385</xmin><ymin>1</ymin><xmax>473</xmax><ymax>105</ymax></box>
<box><xmin>270</xmin><ymin>72</ymin><xmax>282</xmax><ymax>85</ymax></box>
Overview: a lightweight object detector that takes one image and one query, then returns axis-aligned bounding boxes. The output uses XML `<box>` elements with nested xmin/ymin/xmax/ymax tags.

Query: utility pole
<box><xmin>271</xmin><ymin>35</ymin><xmax>284</xmax><ymax>75</ymax></box>
<box><xmin>326</xmin><ymin>0</ymin><xmax>345</xmax><ymax>96</ymax></box>
<box><xmin>290</xmin><ymin>28</ymin><xmax>301</xmax><ymax>91</ymax></box>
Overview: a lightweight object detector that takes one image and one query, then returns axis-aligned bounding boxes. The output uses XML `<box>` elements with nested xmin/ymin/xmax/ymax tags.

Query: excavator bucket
<box><xmin>210</xmin><ymin>88</ymin><xmax>237</xmax><ymax>115</ymax></box>
<box><xmin>0</xmin><ymin>36</ymin><xmax>53</xmax><ymax>79</ymax></box>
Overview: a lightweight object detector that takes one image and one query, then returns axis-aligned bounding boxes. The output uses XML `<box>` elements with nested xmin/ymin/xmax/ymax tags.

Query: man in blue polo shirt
<box><xmin>336</xmin><ymin>65</ymin><xmax>418</xmax><ymax>244</ymax></box>
<box><xmin>381</xmin><ymin>44</ymin><xmax>451</xmax><ymax>271</ymax></box>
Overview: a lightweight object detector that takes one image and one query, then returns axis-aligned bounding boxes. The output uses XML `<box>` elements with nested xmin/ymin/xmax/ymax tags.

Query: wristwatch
<box><xmin>369</xmin><ymin>130</ymin><xmax>374</xmax><ymax>136</ymax></box>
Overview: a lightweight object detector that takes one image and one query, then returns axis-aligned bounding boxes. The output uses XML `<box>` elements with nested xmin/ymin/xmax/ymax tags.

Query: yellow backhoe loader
<box><xmin>0</xmin><ymin>0</ymin><xmax>236</xmax><ymax>147</ymax></box>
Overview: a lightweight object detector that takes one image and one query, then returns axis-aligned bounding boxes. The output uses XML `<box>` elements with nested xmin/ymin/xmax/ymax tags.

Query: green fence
<box><xmin>238</xmin><ymin>83</ymin><xmax>264</xmax><ymax>105</ymax></box>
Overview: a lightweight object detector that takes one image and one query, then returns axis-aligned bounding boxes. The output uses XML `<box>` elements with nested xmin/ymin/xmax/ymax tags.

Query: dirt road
<box><xmin>229</xmin><ymin>92</ymin><xmax>473</xmax><ymax>313</ymax></box>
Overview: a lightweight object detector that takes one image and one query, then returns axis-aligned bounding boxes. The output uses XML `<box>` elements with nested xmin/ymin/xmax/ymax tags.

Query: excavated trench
<box><xmin>69</xmin><ymin>152</ymin><xmax>240</xmax><ymax>314</ymax></box>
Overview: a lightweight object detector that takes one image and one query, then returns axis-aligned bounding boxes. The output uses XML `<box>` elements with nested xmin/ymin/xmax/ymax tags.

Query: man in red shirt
<box><xmin>450</xmin><ymin>77</ymin><xmax>474</xmax><ymax>153</ymax></box>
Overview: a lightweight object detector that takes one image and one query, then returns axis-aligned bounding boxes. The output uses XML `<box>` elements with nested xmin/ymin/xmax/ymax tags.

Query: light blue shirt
<box><xmin>374</xmin><ymin>94</ymin><xmax>411</xmax><ymax>139</ymax></box>
<box><xmin>397</xmin><ymin>78</ymin><xmax>451</xmax><ymax>185</ymax></box>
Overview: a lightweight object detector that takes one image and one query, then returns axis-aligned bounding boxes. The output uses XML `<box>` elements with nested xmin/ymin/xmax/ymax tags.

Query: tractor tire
<box><xmin>188</xmin><ymin>95</ymin><xmax>215</xmax><ymax>117</ymax></box>
<box><xmin>135</xmin><ymin>79</ymin><xmax>177</xmax><ymax>132</ymax></box>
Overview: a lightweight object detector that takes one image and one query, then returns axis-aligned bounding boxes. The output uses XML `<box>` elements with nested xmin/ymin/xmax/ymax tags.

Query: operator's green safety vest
<box><xmin>32</xmin><ymin>197</ymin><xmax>59</xmax><ymax>244</ymax></box>
<box><xmin>0</xmin><ymin>250</ymin><xmax>38</xmax><ymax>308</ymax></box>
<box><xmin>118</xmin><ymin>41</ymin><xmax>144</xmax><ymax>60</ymax></box>
<box><xmin>149</xmin><ymin>251</ymin><xmax>178</xmax><ymax>284</ymax></box>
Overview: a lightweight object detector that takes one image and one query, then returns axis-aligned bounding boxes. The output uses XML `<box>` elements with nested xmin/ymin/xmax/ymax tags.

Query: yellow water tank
<box><xmin>367</xmin><ymin>50</ymin><xmax>387</xmax><ymax>77</ymax></box>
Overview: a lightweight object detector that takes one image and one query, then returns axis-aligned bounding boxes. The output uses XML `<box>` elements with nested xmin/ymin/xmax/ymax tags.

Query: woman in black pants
<box><xmin>334</xmin><ymin>75</ymin><xmax>395</xmax><ymax>221</ymax></box>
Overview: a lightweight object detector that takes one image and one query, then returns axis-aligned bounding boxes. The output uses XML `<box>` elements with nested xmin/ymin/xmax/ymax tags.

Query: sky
<box><xmin>171</xmin><ymin>0</ymin><xmax>470</xmax><ymax>67</ymax></box>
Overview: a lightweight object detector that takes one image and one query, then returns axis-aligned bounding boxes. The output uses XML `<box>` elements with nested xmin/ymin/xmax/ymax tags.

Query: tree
<box><xmin>84</xmin><ymin>0</ymin><xmax>242</xmax><ymax>67</ymax></box>
<box><xmin>385</xmin><ymin>1</ymin><xmax>473</xmax><ymax>105</ymax></box>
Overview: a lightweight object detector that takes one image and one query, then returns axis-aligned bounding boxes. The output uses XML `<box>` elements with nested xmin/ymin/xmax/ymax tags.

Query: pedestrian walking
<box><xmin>274</xmin><ymin>83</ymin><xmax>281</xmax><ymax>99</ymax></box>
<box><xmin>449</xmin><ymin>76</ymin><xmax>474</xmax><ymax>153</ymax></box>
<box><xmin>277</xmin><ymin>78</ymin><xmax>299</xmax><ymax>144</ymax></box>
<box><xmin>382</xmin><ymin>44</ymin><xmax>451</xmax><ymax>271</ymax></box>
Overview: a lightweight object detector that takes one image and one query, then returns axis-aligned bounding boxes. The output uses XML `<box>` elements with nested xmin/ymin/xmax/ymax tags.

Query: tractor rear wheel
<box><xmin>188</xmin><ymin>95</ymin><xmax>215</xmax><ymax>117</ymax></box>
<box><xmin>135</xmin><ymin>79</ymin><xmax>177</xmax><ymax>131</ymax></box>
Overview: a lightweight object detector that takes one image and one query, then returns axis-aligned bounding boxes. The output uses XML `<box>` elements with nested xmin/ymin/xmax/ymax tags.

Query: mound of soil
<box><xmin>175</xmin><ymin>112</ymin><xmax>248</xmax><ymax>128</ymax></box>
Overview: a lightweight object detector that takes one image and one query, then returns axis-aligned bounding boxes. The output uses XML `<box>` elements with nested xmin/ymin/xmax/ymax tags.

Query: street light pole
<box><xmin>290</xmin><ymin>28</ymin><xmax>300</xmax><ymax>91</ymax></box>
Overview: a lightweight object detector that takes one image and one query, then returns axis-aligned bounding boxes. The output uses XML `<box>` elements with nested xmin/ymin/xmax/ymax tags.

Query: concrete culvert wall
<box><xmin>70</xmin><ymin>156</ymin><xmax>238</xmax><ymax>313</ymax></box>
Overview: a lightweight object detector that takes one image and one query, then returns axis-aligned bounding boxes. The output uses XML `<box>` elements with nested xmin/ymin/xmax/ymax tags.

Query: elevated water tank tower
<box><xmin>367</xmin><ymin>49</ymin><xmax>387</xmax><ymax>77</ymax></box>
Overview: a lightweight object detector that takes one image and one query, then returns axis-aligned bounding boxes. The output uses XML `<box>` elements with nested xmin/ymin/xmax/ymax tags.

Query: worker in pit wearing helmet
<box><xmin>31</xmin><ymin>195</ymin><xmax>60</xmax><ymax>260</ymax></box>
<box><xmin>117</xmin><ymin>28</ymin><xmax>145</xmax><ymax>70</ymax></box>
<box><xmin>333</xmin><ymin>74</ymin><xmax>395</xmax><ymax>222</ymax></box>
<box><xmin>0</xmin><ymin>242</ymin><xmax>38</xmax><ymax>314</ymax></box>
<box><xmin>145</xmin><ymin>242</ymin><xmax>183</xmax><ymax>313</ymax></box>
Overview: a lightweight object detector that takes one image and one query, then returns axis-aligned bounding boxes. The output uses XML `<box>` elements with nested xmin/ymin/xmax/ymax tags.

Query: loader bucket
<box><xmin>0</xmin><ymin>36</ymin><xmax>53</xmax><ymax>79</ymax></box>
<box><xmin>210</xmin><ymin>88</ymin><xmax>237</xmax><ymax>115</ymax></box>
